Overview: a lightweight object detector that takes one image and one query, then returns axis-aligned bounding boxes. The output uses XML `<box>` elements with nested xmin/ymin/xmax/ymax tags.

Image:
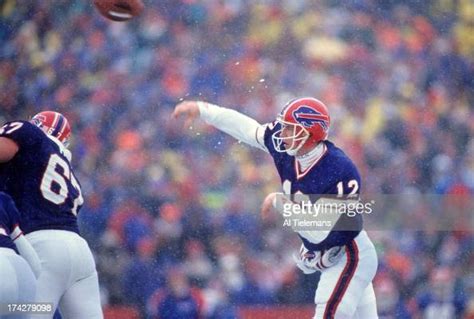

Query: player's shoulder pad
<box><xmin>1</xmin><ymin>120</ymin><xmax>34</xmax><ymax>130</ymax></box>
<box><xmin>320</xmin><ymin>141</ymin><xmax>361</xmax><ymax>193</ymax></box>
<box><xmin>0</xmin><ymin>120</ymin><xmax>44</xmax><ymax>148</ymax></box>
<box><xmin>325</xmin><ymin>141</ymin><xmax>359</xmax><ymax>171</ymax></box>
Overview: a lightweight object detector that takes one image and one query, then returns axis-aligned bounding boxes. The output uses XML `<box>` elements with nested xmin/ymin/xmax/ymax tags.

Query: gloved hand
<box><xmin>294</xmin><ymin>244</ymin><xmax>345</xmax><ymax>274</ymax></box>
<box><xmin>293</xmin><ymin>244</ymin><xmax>321</xmax><ymax>274</ymax></box>
<box><xmin>320</xmin><ymin>245</ymin><xmax>345</xmax><ymax>269</ymax></box>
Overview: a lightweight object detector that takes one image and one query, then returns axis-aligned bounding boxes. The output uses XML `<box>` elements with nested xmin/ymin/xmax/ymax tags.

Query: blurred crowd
<box><xmin>1</xmin><ymin>0</ymin><xmax>474</xmax><ymax>318</ymax></box>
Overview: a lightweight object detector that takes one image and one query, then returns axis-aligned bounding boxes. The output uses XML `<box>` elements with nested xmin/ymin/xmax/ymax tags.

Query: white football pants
<box><xmin>26</xmin><ymin>230</ymin><xmax>103</xmax><ymax>319</ymax></box>
<box><xmin>313</xmin><ymin>230</ymin><xmax>378</xmax><ymax>319</ymax></box>
<box><xmin>0</xmin><ymin>247</ymin><xmax>37</xmax><ymax>319</ymax></box>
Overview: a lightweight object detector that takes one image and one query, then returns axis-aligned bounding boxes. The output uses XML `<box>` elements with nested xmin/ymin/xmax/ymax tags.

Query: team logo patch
<box><xmin>292</xmin><ymin>106</ymin><xmax>329</xmax><ymax>130</ymax></box>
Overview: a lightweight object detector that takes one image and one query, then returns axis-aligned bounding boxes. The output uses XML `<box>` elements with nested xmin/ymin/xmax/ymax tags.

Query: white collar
<box><xmin>295</xmin><ymin>142</ymin><xmax>326</xmax><ymax>178</ymax></box>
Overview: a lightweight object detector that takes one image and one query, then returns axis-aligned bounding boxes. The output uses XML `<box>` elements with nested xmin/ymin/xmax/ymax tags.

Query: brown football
<box><xmin>93</xmin><ymin>0</ymin><xmax>144</xmax><ymax>22</ymax></box>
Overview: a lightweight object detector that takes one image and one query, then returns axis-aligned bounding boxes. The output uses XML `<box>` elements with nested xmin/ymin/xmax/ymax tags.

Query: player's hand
<box><xmin>293</xmin><ymin>244</ymin><xmax>319</xmax><ymax>274</ymax></box>
<box><xmin>261</xmin><ymin>192</ymin><xmax>278</xmax><ymax>220</ymax></box>
<box><xmin>293</xmin><ymin>245</ymin><xmax>344</xmax><ymax>274</ymax></box>
<box><xmin>172</xmin><ymin>101</ymin><xmax>201</xmax><ymax>128</ymax></box>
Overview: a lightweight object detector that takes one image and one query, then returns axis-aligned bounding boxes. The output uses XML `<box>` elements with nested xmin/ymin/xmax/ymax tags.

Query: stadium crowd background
<box><xmin>1</xmin><ymin>0</ymin><xmax>474</xmax><ymax>318</ymax></box>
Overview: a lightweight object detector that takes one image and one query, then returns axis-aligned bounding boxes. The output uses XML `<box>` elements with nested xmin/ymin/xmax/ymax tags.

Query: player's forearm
<box><xmin>198</xmin><ymin>102</ymin><xmax>267</xmax><ymax>151</ymax></box>
<box><xmin>0</xmin><ymin>137</ymin><xmax>19</xmax><ymax>163</ymax></box>
<box><xmin>10</xmin><ymin>227</ymin><xmax>41</xmax><ymax>278</ymax></box>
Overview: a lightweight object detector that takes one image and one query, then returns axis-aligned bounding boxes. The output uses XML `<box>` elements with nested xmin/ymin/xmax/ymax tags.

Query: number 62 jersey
<box><xmin>0</xmin><ymin>120</ymin><xmax>83</xmax><ymax>234</ymax></box>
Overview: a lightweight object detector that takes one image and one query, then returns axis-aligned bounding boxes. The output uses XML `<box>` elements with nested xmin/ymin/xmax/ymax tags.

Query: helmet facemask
<box><xmin>272</xmin><ymin>118</ymin><xmax>310</xmax><ymax>156</ymax></box>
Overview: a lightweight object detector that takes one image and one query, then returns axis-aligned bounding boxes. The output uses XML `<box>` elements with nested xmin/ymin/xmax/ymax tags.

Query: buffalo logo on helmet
<box><xmin>272</xmin><ymin>97</ymin><xmax>331</xmax><ymax>155</ymax></box>
<box><xmin>292</xmin><ymin>106</ymin><xmax>329</xmax><ymax>131</ymax></box>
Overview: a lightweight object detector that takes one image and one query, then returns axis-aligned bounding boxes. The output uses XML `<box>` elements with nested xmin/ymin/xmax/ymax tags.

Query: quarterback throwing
<box><xmin>173</xmin><ymin>98</ymin><xmax>378</xmax><ymax>319</ymax></box>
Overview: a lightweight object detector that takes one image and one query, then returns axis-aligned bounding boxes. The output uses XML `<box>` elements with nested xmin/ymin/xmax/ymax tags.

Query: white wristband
<box><xmin>9</xmin><ymin>225</ymin><xmax>23</xmax><ymax>241</ymax></box>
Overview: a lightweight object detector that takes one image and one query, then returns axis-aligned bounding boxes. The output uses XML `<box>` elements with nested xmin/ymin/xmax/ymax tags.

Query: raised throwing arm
<box><xmin>172</xmin><ymin>101</ymin><xmax>268</xmax><ymax>152</ymax></box>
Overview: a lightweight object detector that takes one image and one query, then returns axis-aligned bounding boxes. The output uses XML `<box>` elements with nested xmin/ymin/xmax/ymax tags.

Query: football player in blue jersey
<box><xmin>0</xmin><ymin>111</ymin><xmax>103</xmax><ymax>319</ymax></box>
<box><xmin>173</xmin><ymin>98</ymin><xmax>378</xmax><ymax>318</ymax></box>
<box><xmin>0</xmin><ymin>192</ymin><xmax>40</xmax><ymax>319</ymax></box>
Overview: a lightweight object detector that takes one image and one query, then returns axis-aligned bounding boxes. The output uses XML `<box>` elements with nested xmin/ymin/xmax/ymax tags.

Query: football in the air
<box><xmin>93</xmin><ymin>0</ymin><xmax>144</xmax><ymax>22</ymax></box>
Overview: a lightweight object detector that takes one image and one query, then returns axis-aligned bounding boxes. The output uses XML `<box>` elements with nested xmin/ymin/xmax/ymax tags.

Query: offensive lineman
<box><xmin>0</xmin><ymin>192</ymin><xmax>40</xmax><ymax>319</ymax></box>
<box><xmin>173</xmin><ymin>98</ymin><xmax>378</xmax><ymax>319</ymax></box>
<box><xmin>0</xmin><ymin>111</ymin><xmax>103</xmax><ymax>319</ymax></box>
